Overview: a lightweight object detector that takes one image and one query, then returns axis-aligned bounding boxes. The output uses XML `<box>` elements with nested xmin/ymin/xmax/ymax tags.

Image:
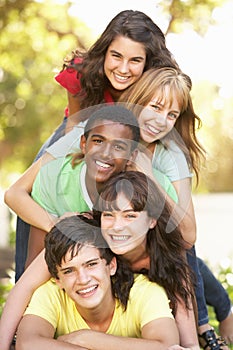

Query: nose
<box><xmin>101</xmin><ymin>142</ymin><xmax>112</xmax><ymax>159</ymax></box>
<box><xmin>118</xmin><ymin>60</ymin><xmax>129</xmax><ymax>74</ymax></box>
<box><xmin>112</xmin><ymin>216</ymin><xmax>125</xmax><ymax>231</ymax></box>
<box><xmin>76</xmin><ymin>268</ymin><xmax>91</xmax><ymax>285</ymax></box>
<box><xmin>155</xmin><ymin>112</ymin><xmax>167</xmax><ymax>127</ymax></box>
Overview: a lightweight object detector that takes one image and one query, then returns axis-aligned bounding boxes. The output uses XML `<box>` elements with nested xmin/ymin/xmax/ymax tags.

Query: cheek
<box><xmin>104</xmin><ymin>55</ymin><xmax>115</xmax><ymax>71</ymax></box>
<box><xmin>130</xmin><ymin>65</ymin><xmax>144</xmax><ymax>78</ymax></box>
<box><xmin>167</xmin><ymin>120</ymin><xmax>176</xmax><ymax>130</ymax></box>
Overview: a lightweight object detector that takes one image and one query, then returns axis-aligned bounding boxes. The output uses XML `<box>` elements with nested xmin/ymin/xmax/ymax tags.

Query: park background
<box><xmin>0</xmin><ymin>0</ymin><xmax>233</xmax><ymax>318</ymax></box>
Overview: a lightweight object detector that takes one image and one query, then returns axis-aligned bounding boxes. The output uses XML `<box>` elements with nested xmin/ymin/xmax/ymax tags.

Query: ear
<box><xmin>55</xmin><ymin>277</ymin><xmax>63</xmax><ymax>290</ymax></box>
<box><xmin>80</xmin><ymin>134</ymin><xmax>87</xmax><ymax>155</ymax></box>
<box><xmin>126</xmin><ymin>148</ymin><xmax>138</xmax><ymax>167</ymax></box>
<box><xmin>109</xmin><ymin>256</ymin><xmax>117</xmax><ymax>276</ymax></box>
<box><xmin>149</xmin><ymin>218</ymin><xmax>157</xmax><ymax>229</ymax></box>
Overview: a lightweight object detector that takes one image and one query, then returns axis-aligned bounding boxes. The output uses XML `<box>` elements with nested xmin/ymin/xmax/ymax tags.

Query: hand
<box><xmin>58</xmin><ymin>212</ymin><xmax>80</xmax><ymax>221</ymax></box>
<box><xmin>58</xmin><ymin>329</ymin><xmax>90</xmax><ymax>346</ymax></box>
<box><xmin>168</xmin><ymin>345</ymin><xmax>200</xmax><ymax>350</ymax></box>
<box><xmin>128</xmin><ymin>149</ymin><xmax>154</xmax><ymax>178</ymax></box>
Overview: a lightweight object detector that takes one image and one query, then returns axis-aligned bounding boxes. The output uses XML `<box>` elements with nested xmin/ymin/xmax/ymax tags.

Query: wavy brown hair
<box><xmin>62</xmin><ymin>10</ymin><xmax>179</xmax><ymax>108</ymax></box>
<box><xmin>93</xmin><ymin>171</ymin><xmax>195</xmax><ymax>315</ymax></box>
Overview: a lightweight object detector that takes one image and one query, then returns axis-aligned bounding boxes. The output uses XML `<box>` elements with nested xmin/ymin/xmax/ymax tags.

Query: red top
<box><xmin>55</xmin><ymin>58</ymin><xmax>114</xmax><ymax>117</ymax></box>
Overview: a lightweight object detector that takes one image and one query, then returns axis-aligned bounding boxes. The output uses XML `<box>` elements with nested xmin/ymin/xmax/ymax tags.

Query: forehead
<box><xmin>88</xmin><ymin>120</ymin><xmax>133</xmax><ymax>141</ymax></box>
<box><xmin>151</xmin><ymin>85</ymin><xmax>182</xmax><ymax>110</ymax></box>
<box><xmin>107</xmin><ymin>35</ymin><xmax>146</xmax><ymax>58</ymax></box>
<box><xmin>62</xmin><ymin>245</ymin><xmax>101</xmax><ymax>266</ymax></box>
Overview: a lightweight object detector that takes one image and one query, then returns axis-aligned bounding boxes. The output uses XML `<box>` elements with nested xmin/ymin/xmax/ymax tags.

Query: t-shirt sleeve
<box><xmin>46</xmin><ymin>123</ymin><xmax>86</xmax><ymax>158</ymax></box>
<box><xmin>55</xmin><ymin>58</ymin><xmax>82</xmax><ymax>95</ymax></box>
<box><xmin>24</xmin><ymin>280</ymin><xmax>60</xmax><ymax>330</ymax></box>
<box><xmin>152</xmin><ymin>141</ymin><xmax>192</xmax><ymax>182</ymax></box>
<box><xmin>31</xmin><ymin>158</ymin><xmax>65</xmax><ymax>216</ymax></box>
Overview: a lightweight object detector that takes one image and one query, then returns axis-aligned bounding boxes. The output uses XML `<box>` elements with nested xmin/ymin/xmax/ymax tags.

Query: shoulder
<box><xmin>153</xmin><ymin>141</ymin><xmax>192</xmax><ymax>181</ymax></box>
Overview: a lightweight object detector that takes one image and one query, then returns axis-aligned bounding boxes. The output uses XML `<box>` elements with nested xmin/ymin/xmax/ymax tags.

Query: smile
<box><xmin>111</xmin><ymin>235</ymin><xmax>130</xmax><ymax>241</ymax></box>
<box><xmin>77</xmin><ymin>285</ymin><xmax>98</xmax><ymax>295</ymax></box>
<box><xmin>145</xmin><ymin>124</ymin><xmax>161</xmax><ymax>135</ymax></box>
<box><xmin>114</xmin><ymin>73</ymin><xmax>130</xmax><ymax>82</ymax></box>
<box><xmin>95</xmin><ymin>160</ymin><xmax>111</xmax><ymax>168</ymax></box>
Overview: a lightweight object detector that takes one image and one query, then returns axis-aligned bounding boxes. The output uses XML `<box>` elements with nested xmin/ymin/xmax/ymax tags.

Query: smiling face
<box><xmin>138</xmin><ymin>85</ymin><xmax>181</xmax><ymax>145</ymax></box>
<box><xmin>80</xmin><ymin>120</ymin><xmax>136</xmax><ymax>187</ymax></box>
<box><xmin>56</xmin><ymin>245</ymin><xmax>116</xmax><ymax>312</ymax></box>
<box><xmin>104</xmin><ymin>35</ymin><xmax>146</xmax><ymax>92</ymax></box>
<box><xmin>101</xmin><ymin>192</ymin><xmax>156</xmax><ymax>256</ymax></box>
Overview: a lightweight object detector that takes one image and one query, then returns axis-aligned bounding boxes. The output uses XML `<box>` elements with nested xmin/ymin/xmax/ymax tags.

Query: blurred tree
<box><xmin>163</xmin><ymin>0</ymin><xmax>222</xmax><ymax>35</ymax></box>
<box><xmin>0</xmin><ymin>0</ymin><xmax>93</xmax><ymax>184</ymax></box>
<box><xmin>192</xmin><ymin>81</ymin><xmax>233</xmax><ymax>192</ymax></box>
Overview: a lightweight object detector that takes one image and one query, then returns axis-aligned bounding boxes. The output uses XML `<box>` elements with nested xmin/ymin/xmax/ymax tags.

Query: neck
<box><xmin>123</xmin><ymin>240</ymin><xmax>149</xmax><ymax>269</ymax></box>
<box><xmin>76</xmin><ymin>296</ymin><xmax>115</xmax><ymax>332</ymax></box>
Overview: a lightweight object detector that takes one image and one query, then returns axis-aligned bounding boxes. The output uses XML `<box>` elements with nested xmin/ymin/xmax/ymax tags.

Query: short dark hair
<box><xmin>45</xmin><ymin>215</ymin><xmax>134</xmax><ymax>309</ymax></box>
<box><xmin>45</xmin><ymin>215</ymin><xmax>109</xmax><ymax>279</ymax></box>
<box><xmin>84</xmin><ymin>104</ymin><xmax>140</xmax><ymax>150</ymax></box>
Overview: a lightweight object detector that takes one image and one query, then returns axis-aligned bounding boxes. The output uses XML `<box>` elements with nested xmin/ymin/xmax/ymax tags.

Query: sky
<box><xmin>65</xmin><ymin>0</ymin><xmax>233</xmax><ymax>98</ymax></box>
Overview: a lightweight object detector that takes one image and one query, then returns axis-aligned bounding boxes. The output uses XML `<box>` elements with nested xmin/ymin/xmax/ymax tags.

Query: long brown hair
<box><xmin>93</xmin><ymin>171</ymin><xmax>195</xmax><ymax>314</ymax></box>
<box><xmin>63</xmin><ymin>10</ymin><xmax>179</xmax><ymax>108</ymax></box>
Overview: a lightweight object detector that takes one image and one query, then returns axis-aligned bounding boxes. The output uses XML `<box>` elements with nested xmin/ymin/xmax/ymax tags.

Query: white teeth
<box><xmin>96</xmin><ymin>160</ymin><xmax>110</xmax><ymax>168</ymax></box>
<box><xmin>78</xmin><ymin>285</ymin><xmax>97</xmax><ymax>294</ymax></box>
<box><xmin>147</xmin><ymin>125</ymin><xmax>160</xmax><ymax>134</ymax></box>
<box><xmin>112</xmin><ymin>235</ymin><xmax>129</xmax><ymax>241</ymax></box>
<box><xmin>114</xmin><ymin>74</ymin><xmax>129</xmax><ymax>81</ymax></box>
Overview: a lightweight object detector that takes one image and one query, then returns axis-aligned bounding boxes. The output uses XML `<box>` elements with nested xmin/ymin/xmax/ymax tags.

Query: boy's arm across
<box><xmin>16</xmin><ymin>315</ymin><xmax>87</xmax><ymax>350</ymax></box>
<box><xmin>58</xmin><ymin>317</ymin><xmax>178</xmax><ymax>350</ymax></box>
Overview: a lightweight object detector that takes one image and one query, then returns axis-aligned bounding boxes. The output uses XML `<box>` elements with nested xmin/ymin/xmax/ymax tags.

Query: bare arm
<box><xmin>16</xmin><ymin>315</ymin><xmax>86</xmax><ymax>350</ymax></box>
<box><xmin>58</xmin><ymin>318</ymin><xmax>179</xmax><ymax>350</ymax></box>
<box><xmin>65</xmin><ymin>92</ymin><xmax>82</xmax><ymax>134</ymax></box>
<box><xmin>0</xmin><ymin>250</ymin><xmax>50</xmax><ymax>350</ymax></box>
<box><xmin>4</xmin><ymin>153</ymin><xmax>57</xmax><ymax>232</ymax></box>
<box><xmin>175</xmin><ymin>298</ymin><xmax>199</xmax><ymax>350</ymax></box>
<box><xmin>171</xmin><ymin>178</ymin><xmax>196</xmax><ymax>247</ymax></box>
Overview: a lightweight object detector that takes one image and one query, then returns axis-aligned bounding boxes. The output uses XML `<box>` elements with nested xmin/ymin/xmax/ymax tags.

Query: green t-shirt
<box><xmin>32</xmin><ymin>156</ymin><xmax>178</xmax><ymax>217</ymax></box>
<box><xmin>32</xmin><ymin>157</ymin><xmax>90</xmax><ymax>216</ymax></box>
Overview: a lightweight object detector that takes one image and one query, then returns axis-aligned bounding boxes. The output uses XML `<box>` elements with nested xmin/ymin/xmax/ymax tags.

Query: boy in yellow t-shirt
<box><xmin>16</xmin><ymin>215</ymin><xmax>179</xmax><ymax>350</ymax></box>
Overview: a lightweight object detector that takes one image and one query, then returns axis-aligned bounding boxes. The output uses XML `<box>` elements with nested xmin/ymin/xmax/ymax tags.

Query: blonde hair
<box><xmin>119</xmin><ymin>67</ymin><xmax>205</xmax><ymax>182</ymax></box>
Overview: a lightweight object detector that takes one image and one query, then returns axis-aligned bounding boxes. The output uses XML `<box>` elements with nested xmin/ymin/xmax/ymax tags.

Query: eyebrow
<box><xmin>90</xmin><ymin>134</ymin><xmax>131</xmax><ymax>146</ymax></box>
<box><xmin>109</xmin><ymin>49</ymin><xmax>145</xmax><ymax>60</ymax></box>
<box><xmin>59</xmin><ymin>257</ymin><xmax>101</xmax><ymax>272</ymax></box>
<box><xmin>151</xmin><ymin>100</ymin><xmax>180</xmax><ymax>114</ymax></box>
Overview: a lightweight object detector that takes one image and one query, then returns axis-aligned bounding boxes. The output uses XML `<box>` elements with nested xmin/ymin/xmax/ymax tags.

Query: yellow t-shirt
<box><xmin>24</xmin><ymin>274</ymin><xmax>173</xmax><ymax>338</ymax></box>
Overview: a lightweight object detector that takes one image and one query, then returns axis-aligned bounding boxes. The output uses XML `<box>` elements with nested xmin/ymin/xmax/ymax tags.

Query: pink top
<box><xmin>55</xmin><ymin>58</ymin><xmax>114</xmax><ymax>117</ymax></box>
